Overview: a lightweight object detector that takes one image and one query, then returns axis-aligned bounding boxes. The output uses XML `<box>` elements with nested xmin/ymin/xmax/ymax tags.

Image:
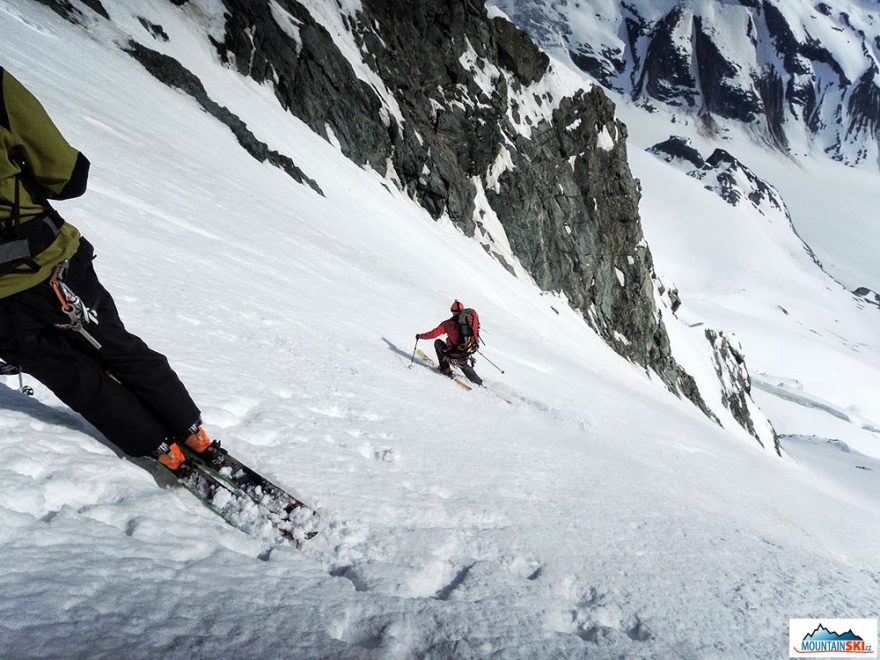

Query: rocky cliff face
<box><xmin>39</xmin><ymin>0</ymin><xmax>775</xmax><ymax>446</ymax></box>
<box><xmin>854</xmin><ymin>287</ymin><xmax>880</xmax><ymax>311</ymax></box>
<box><xmin>491</xmin><ymin>0</ymin><xmax>880</xmax><ymax>166</ymax></box>
<box><xmin>206</xmin><ymin>0</ymin><xmax>718</xmax><ymax>414</ymax></box>
<box><xmin>650</xmin><ymin>136</ymin><xmax>787</xmax><ymax>215</ymax></box>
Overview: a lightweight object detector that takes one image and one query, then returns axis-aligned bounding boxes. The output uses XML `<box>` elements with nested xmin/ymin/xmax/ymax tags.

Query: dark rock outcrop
<box><xmin>32</xmin><ymin>0</ymin><xmax>81</xmax><ymax>22</ymax></box>
<box><xmin>847</xmin><ymin>63</ymin><xmax>880</xmax><ymax>142</ymax></box>
<box><xmin>651</xmin><ymin>136</ymin><xmax>786</xmax><ymax>217</ymax></box>
<box><xmin>491</xmin><ymin>17</ymin><xmax>550</xmax><ymax>84</ymax></box>
<box><xmin>125</xmin><ymin>41</ymin><xmax>322</xmax><ymax>195</ymax></box>
<box><xmin>693</xmin><ymin>17</ymin><xmax>762</xmax><ymax>124</ymax></box>
<box><xmin>706</xmin><ymin>329</ymin><xmax>780</xmax><ymax>454</ymax></box>
<box><xmin>854</xmin><ymin>287</ymin><xmax>880</xmax><ymax>310</ymax></box>
<box><xmin>138</xmin><ymin>17</ymin><xmax>169</xmax><ymax>42</ymax></box>
<box><xmin>34</xmin><ymin>0</ymin><xmax>107</xmax><ymax>21</ymax></box>
<box><xmin>636</xmin><ymin>7</ymin><xmax>698</xmax><ymax>108</ymax></box>
<box><xmin>211</xmin><ymin>0</ymin><xmax>392</xmax><ymax>175</ymax></box>
<box><xmin>569</xmin><ymin>45</ymin><xmax>626</xmax><ymax>89</ymax></box>
<box><xmin>704</xmin><ymin>149</ymin><xmax>784</xmax><ymax>212</ymax></box>
<box><xmin>648</xmin><ymin>136</ymin><xmax>705</xmax><ymax>169</ymax></box>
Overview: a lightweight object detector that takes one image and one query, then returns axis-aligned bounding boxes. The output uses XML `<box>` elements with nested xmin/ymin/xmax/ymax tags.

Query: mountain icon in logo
<box><xmin>804</xmin><ymin>624</ymin><xmax>864</xmax><ymax>642</ymax></box>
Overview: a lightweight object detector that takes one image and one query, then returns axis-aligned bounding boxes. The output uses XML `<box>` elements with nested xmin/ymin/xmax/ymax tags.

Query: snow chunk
<box><xmin>324</xmin><ymin>123</ymin><xmax>341</xmax><ymax>150</ymax></box>
<box><xmin>459</xmin><ymin>38</ymin><xmax>501</xmax><ymax>101</ymax></box>
<box><xmin>486</xmin><ymin>147</ymin><xmax>515</xmax><ymax>192</ymax></box>
<box><xmin>505</xmin><ymin>58</ymin><xmax>593</xmax><ymax>140</ymax></box>
<box><xmin>486</xmin><ymin>4</ymin><xmax>510</xmax><ymax>21</ymax></box>
<box><xmin>300</xmin><ymin>0</ymin><xmax>404</xmax><ymax>125</ymax></box>
<box><xmin>269</xmin><ymin>0</ymin><xmax>302</xmax><ymax>54</ymax></box>
<box><xmin>597</xmin><ymin>125</ymin><xmax>615</xmax><ymax>151</ymax></box>
<box><xmin>471</xmin><ymin>176</ymin><xmax>531</xmax><ymax>280</ymax></box>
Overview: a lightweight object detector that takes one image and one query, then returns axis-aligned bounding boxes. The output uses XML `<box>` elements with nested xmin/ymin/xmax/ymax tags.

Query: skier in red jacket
<box><xmin>416</xmin><ymin>300</ymin><xmax>482</xmax><ymax>385</ymax></box>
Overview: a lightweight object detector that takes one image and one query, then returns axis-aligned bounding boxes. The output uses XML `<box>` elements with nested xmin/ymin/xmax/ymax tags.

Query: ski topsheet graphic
<box><xmin>162</xmin><ymin>445</ymin><xmax>318</xmax><ymax>545</ymax></box>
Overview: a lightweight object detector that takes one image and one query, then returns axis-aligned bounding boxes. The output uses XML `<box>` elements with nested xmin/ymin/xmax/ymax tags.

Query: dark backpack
<box><xmin>455</xmin><ymin>308</ymin><xmax>480</xmax><ymax>353</ymax></box>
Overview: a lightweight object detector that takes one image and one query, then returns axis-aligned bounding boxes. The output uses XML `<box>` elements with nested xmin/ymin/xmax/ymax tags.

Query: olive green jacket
<box><xmin>0</xmin><ymin>67</ymin><xmax>86</xmax><ymax>298</ymax></box>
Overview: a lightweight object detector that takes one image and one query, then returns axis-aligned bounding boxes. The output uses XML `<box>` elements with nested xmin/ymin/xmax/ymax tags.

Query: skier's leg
<box><xmin>459</xmin><ymin>364</ymin><xmax>483</xmax><ymax>386</ymax></box>
<box><xmin>0</xmin><ymin>329</ymin><xmax>169</xmax><ymax>456</ymax></box>
<box><xmin>433</xmin><ymin>339</ymin><xmax>452</xmax><ymax>374</ymax></box>
<box><xmin>63</xmin><ymin>242</ymin><xmax>201</xmax><ymax>438</ymax></box>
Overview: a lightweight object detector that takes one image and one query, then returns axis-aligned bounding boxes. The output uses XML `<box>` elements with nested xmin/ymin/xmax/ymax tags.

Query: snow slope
<box><xmin>613</xmin><ymin>95</ymin><xmax>880</xmax><ymax>295</ymax></box>
<box><xmin>0</xmin><ymin>2</ymin><xmax>878</xmax><ymax>658</ymax></box>
<box><xmin>600</xmin><ymin>100</ymin><xmax>880</xmax><ymax>463</ymax></box>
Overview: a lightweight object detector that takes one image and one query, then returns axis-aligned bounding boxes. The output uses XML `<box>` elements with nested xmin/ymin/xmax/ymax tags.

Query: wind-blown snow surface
<box><xmin>0</xmin><ymin>3</ymin><xmax>878</xmax><ymax>658</ymax></box>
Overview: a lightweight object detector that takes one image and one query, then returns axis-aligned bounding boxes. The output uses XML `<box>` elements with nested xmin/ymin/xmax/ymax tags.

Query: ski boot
<box><xmin>154</xmin><ymin>441</ymin><xmax>190</xmax><ymax>476</ymax></box>
<box><xmin>182</xmin><ymin>423</ymin><xmax>227</xmax><ymax>468</ymax></box>
<box><xmin>184</xmin><ymin>424</ymin><xmax>215</xmax><ymax>452</ymax></box>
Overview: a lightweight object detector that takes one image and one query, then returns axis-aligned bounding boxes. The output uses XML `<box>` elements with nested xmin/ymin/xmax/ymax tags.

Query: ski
<box><xmin>412</xmin><ymin>348</ymin><xmax>512</xmax><ymax>403</ymax></box>
<box><xmin>180</xmin><ymin>444</ymin><xmax>318</xmax><ymax>542</ymax></box>
<box><xmin>415</xmin><ymin>348</ymin><xmax>472</xmax><ymax>390</ymax></box>
<box><xmin>159</xmin><ymin>459</ymin><xmax>300</xmax><ymax>544</ymax></box>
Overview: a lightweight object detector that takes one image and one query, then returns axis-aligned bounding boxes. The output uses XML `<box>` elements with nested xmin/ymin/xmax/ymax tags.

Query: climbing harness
<box><xmin>49</xmin><ymin>260</ymin><xmax>102</xmax><ymax>349</ymax></box>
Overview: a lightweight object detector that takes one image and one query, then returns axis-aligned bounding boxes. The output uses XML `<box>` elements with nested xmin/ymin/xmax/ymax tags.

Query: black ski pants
<box><xmin>0</xmin><ymin>239</ymin><xmax>200</xmax><ymax>456</ymax></box>
<box><xmin>433</xmin><ymin>339</ymin><xmax>482</xmax><ymax>385</ymax></box>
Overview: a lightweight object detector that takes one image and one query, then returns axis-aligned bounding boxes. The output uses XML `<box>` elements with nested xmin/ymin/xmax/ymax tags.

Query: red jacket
<box><xmin>418</xmin><ymin>318</ymin><xmax>461</xmax><ymax>347</ymax></box>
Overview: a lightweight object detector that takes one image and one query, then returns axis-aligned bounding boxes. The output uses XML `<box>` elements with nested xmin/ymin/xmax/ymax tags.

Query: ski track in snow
<box><xmin>0</xmin><ymin>2</ymin><xmax>879</xmax><ymax>659</ymax></box>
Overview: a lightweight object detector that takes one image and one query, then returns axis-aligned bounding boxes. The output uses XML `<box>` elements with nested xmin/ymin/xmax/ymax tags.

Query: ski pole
<box><xmin>18</xmin><ymin>372</ymin><xmax>33</xmax><ymax>396</ymax></box>
<box><xmin>477</xmin><ymin>350</ymin><xmax>504</xmax><ymax>374</ymax></box>
<box><xmin>409</xmin><ymin>338</ymin><xmax>419</xmax><ymax>367</ymax></box>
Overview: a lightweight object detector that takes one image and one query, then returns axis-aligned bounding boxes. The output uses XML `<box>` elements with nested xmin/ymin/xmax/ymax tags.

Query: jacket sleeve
<box><xmin>2</xmin><ymin>69</ymin><xmax>90</xmax><ymax>200</ymax></box>
<box><xmin>418</xmin><ymin>321</ymin><xmax>448</xmax><ymax>340</ymax></box>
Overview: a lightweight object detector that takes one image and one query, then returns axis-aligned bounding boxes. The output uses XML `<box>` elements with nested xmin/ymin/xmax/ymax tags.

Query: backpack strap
<box><xmin>456</xmin><ymin>309</ymin><xmax>480</xmax><ymax>355</ymax></box>
<box><xmin>0</xmin><ymin>157</ymin><xmax>64</xmax><ymax>274</ymax></box>
<box><xmin>0</xmin><ymin>211</ymin><xmax>65</xmax><ymax>275</ymax></box>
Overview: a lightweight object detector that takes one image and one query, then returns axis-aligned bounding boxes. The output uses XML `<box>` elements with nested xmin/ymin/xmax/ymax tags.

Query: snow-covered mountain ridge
<box><xmin>490</xmin><ymin>0</ymin><xmax>880</xmax><ymax>297</ymax></box>
<box><xmin>492</xmin><ymin>0</ymin><xmax>880</xmax><ymax>166</ymax></box>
